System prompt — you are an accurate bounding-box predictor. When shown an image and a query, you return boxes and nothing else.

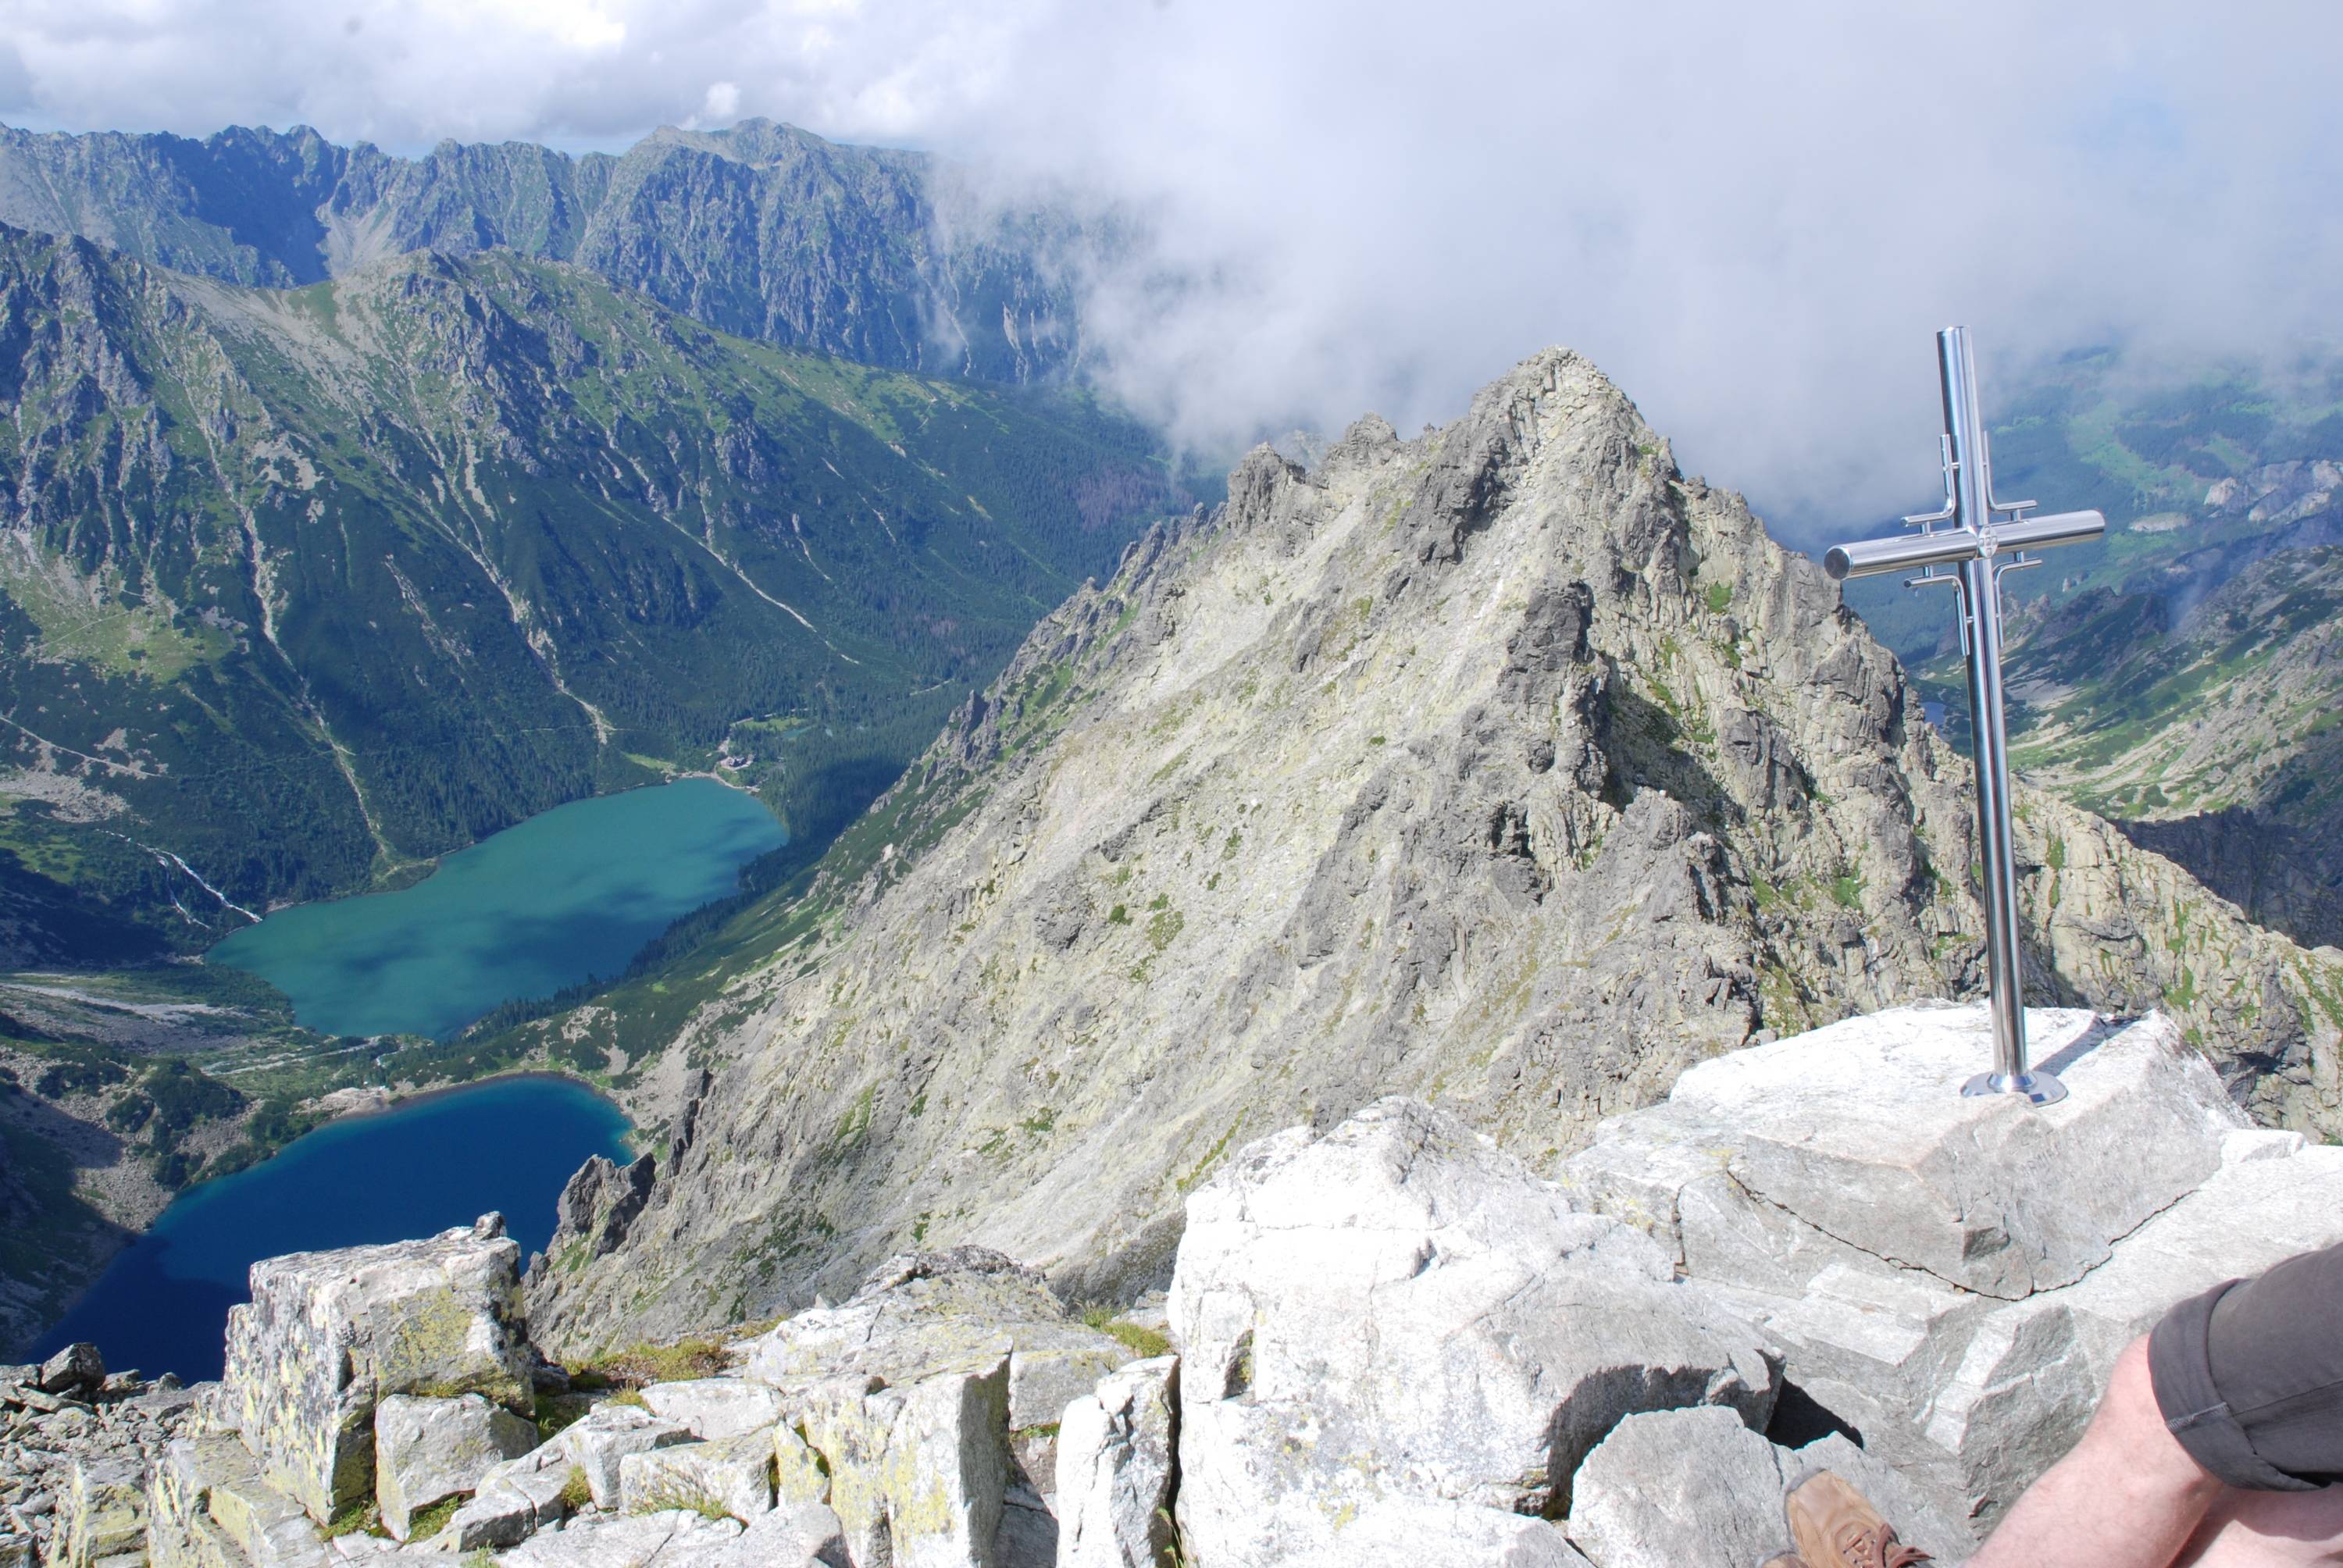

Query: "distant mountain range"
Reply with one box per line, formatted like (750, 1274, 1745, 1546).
(0, 119, 1079, 382)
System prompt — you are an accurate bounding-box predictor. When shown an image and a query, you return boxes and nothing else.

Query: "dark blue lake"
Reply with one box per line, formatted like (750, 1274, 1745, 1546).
(32, 1076, 631, 1381)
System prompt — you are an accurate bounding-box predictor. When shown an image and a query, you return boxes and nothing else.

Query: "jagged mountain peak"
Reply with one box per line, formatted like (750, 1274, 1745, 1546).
(521, 344, 2343, 1354)
(639, 117, 898, 168)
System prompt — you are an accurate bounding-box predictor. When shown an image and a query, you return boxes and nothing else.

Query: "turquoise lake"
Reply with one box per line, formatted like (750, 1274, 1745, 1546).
(30, 1076, 633, 1381)
(208, 778, 788, 1040)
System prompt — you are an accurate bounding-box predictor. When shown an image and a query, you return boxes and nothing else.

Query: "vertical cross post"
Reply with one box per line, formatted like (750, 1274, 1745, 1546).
(1824, 328, 2106, 1105)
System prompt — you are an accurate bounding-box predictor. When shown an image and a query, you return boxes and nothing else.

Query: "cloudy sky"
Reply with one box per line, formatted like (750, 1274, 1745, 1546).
(6, 0, 2341, 525)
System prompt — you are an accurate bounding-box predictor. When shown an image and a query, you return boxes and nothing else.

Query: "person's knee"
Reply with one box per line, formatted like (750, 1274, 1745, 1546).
(2084, 1335, 2224, 1500)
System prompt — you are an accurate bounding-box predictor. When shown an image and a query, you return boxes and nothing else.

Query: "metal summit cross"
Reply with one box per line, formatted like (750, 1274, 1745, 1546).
(1824, 327, 2105, 1107)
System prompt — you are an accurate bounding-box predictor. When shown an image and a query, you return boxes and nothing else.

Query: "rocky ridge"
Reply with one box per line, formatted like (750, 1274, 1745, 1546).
(0, 120, 1076, 383)
(519, 348, 2343, 1355)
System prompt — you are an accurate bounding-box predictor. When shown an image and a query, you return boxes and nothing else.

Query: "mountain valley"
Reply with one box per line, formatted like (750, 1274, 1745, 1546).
(0, 156, 1183, 1353)
(1843, 354, 2343, 954)
(0, 223, 1175, 965)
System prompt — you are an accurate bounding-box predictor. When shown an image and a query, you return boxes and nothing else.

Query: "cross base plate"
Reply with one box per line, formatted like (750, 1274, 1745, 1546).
(1961, 1069, 2070, 1106)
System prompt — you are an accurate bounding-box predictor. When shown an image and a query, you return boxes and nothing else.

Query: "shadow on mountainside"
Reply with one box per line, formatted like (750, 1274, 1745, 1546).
(2119, 806, 2343, 954)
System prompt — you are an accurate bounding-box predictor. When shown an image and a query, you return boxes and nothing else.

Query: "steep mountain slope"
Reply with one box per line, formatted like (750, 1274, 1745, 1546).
(521, 351, 2343, 1355)
(0, 223, 1175, 960)
(2006, 542, 2343, 949)
(0, 120, 1075, 381)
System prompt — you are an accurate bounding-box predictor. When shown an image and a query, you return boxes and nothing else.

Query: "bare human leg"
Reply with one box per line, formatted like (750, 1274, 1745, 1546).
(1969, 1335, 2225, 1568)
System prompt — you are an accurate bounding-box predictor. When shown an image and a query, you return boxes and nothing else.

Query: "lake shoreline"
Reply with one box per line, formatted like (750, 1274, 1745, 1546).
(7, 1066, 633, 1361)
(358, 1068, 637, 1145)
(243, 769, 772, 918)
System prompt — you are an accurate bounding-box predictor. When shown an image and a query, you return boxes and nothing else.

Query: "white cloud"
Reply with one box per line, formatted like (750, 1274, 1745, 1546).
(700, 80, 740, 123)
(7, 0, 2342, 522)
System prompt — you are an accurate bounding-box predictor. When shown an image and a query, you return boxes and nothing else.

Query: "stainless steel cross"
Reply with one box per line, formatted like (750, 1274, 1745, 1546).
(1824, 327, 2106, 1106)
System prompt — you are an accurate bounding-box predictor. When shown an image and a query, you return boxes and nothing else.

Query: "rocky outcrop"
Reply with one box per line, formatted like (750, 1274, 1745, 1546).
(218, 1213, 533, 1522)
(1054, 1357, 1175, 1568)
(1562, 1002, 2343, 1529)
(373, 1394, 534, 1539)
(524, 347, 2343, 1357)
(544, 1156, 660, 1279)
(556, 1406, 693, 1512)
(742, 1248, 1138, 1566)
(1563, 1409, 1969, 1568)
(0, 1352, 196, 1565)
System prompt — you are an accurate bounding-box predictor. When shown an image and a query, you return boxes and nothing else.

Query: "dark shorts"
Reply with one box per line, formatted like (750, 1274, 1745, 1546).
(2149, 1240, 2343, 1491)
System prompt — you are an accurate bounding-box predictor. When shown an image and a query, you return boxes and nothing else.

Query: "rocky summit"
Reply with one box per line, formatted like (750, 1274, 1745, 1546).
(512, 348, 2343, 1355)
(6, 1001, 2335, 1566)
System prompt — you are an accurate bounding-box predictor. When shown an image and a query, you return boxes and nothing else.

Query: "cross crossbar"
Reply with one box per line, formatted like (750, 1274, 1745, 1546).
(1824, 327, 2106, 1106)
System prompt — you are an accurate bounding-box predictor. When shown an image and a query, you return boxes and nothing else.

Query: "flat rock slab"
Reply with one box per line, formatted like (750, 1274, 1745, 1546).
(1566, 1006, 2244, 1299)
(499, 1507, 743, 1568)
(1286, 1498, 1593, 1567)
(645, 1502, 850, 1568)
(1169, 1098, 1775, 1567)
(742, 1246, 1130, 1406)
(618, 1433, 775, 1522)
(1919, 1136, 2343, 1520)
(219, 1214, 533, 1522)
(54, 1454, 144, 1568)
(637, 1381, 785, 1442)
(374, 1392, 535, 1539)
(1565, 1007, 2343, 1528)
(148, 1431, 331, 1568)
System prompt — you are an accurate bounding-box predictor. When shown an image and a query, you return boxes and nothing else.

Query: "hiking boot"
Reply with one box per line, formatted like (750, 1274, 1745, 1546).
(1760, 1556, 1809, 1568)
(1785, 1470, 1932, 1568)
